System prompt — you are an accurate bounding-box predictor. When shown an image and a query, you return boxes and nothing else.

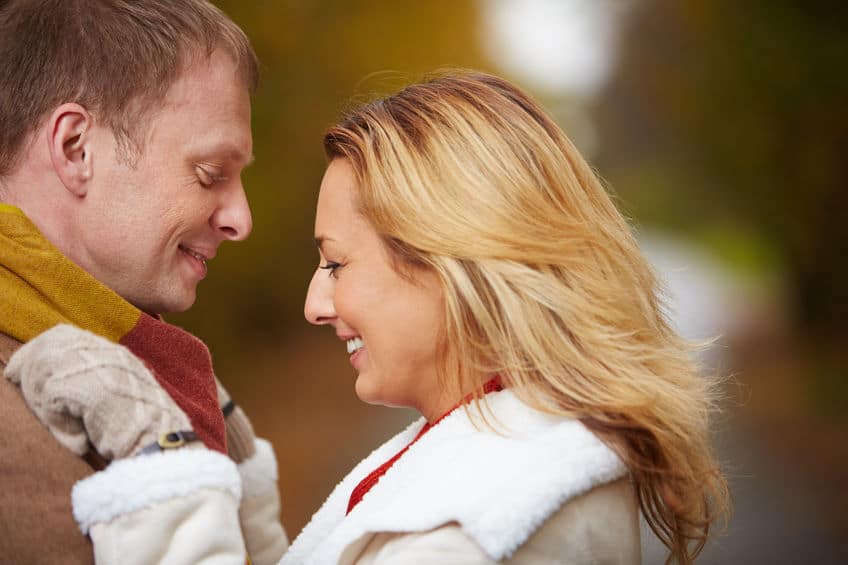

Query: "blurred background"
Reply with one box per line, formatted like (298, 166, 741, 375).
(174, 1, 846, 562)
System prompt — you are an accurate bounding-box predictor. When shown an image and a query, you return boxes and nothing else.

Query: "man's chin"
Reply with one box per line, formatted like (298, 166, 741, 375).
(132, 290, 197, 316)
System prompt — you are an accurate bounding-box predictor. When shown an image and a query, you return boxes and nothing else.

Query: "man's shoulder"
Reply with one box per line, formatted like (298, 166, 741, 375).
(0, 331, 96, 564)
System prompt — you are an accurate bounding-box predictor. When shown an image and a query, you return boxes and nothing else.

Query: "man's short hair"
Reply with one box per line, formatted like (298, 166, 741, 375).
(0, 0, 259, 175)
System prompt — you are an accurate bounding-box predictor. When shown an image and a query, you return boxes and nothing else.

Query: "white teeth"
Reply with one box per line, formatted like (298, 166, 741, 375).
(346, 337, 364, 354)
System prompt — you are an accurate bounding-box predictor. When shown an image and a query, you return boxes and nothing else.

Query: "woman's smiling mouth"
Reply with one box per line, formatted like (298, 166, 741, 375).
(346, 337, 364, 354)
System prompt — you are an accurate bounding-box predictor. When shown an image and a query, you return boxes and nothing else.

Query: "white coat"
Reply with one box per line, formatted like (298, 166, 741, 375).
(285, 389, 640, 564)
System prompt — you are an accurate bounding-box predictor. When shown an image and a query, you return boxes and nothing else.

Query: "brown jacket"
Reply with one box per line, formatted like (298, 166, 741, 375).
(0, 332, 95, 565)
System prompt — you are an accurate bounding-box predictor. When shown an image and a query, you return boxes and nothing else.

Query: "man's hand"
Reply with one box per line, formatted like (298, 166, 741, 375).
(5, 324, 192, 460)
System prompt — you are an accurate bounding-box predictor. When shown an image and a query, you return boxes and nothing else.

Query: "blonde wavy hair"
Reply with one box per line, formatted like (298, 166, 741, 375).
(324, 71, 729, 563)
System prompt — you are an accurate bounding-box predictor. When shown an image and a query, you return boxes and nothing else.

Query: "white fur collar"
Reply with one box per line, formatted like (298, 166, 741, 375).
(282, 389, 626, 564)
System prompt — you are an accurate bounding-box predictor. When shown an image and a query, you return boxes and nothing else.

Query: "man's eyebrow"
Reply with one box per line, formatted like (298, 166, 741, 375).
(196, 142, 254, 167)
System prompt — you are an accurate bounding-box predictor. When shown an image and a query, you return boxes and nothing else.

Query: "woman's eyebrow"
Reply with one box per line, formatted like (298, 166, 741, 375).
(314, 236, 336, 250)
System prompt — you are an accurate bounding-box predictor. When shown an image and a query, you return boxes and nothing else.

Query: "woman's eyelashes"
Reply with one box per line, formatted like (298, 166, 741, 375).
(319, 261, 342, 278)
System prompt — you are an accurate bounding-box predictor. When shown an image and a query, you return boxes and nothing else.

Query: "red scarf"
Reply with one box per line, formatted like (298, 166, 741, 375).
(346, 379, 503, 514)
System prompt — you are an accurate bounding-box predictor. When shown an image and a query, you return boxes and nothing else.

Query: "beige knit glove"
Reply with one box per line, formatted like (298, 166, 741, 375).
(216, 379, 257, 463)
(5, 324, 192, 460)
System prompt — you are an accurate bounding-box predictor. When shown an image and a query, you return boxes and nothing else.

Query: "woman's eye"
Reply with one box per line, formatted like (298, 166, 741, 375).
(319, 261, 342, 278)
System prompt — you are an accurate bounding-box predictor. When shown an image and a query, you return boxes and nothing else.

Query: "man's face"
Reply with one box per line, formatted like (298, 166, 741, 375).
(74, 50, 253, 314)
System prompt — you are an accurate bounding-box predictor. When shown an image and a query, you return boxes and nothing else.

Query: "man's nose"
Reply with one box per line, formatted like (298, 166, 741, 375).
(211, 178, 253, 241)
(304, 268, 336, 325)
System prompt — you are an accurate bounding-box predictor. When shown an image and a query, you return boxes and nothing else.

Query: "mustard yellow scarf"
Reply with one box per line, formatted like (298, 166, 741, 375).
(0, 203, 138, 342)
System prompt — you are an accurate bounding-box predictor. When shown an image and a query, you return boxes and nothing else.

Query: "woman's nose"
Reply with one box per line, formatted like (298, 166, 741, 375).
(304, 268, 336, 325)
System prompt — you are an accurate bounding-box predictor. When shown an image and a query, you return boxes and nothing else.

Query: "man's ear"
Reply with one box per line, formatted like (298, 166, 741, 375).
(47, 103, 94, 197)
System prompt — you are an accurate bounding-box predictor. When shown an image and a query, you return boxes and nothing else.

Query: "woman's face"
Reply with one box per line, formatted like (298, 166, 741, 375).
(304, 159, 448, 421)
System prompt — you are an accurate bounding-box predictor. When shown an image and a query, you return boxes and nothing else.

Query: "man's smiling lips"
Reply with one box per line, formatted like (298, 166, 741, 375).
(178, 244, 214, 278)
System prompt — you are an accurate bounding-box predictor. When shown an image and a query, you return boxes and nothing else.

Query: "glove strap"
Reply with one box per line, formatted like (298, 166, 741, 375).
(137, 430, 200, 456)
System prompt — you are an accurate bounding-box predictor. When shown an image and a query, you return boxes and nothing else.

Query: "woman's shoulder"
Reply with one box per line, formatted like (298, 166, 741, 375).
(506, 477, 641, 564)
(352, 478, 640, 565)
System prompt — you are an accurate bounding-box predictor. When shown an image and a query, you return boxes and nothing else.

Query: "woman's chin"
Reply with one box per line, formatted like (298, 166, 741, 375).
(354, 376, 408, 410)
(353, 374, 380, 405)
